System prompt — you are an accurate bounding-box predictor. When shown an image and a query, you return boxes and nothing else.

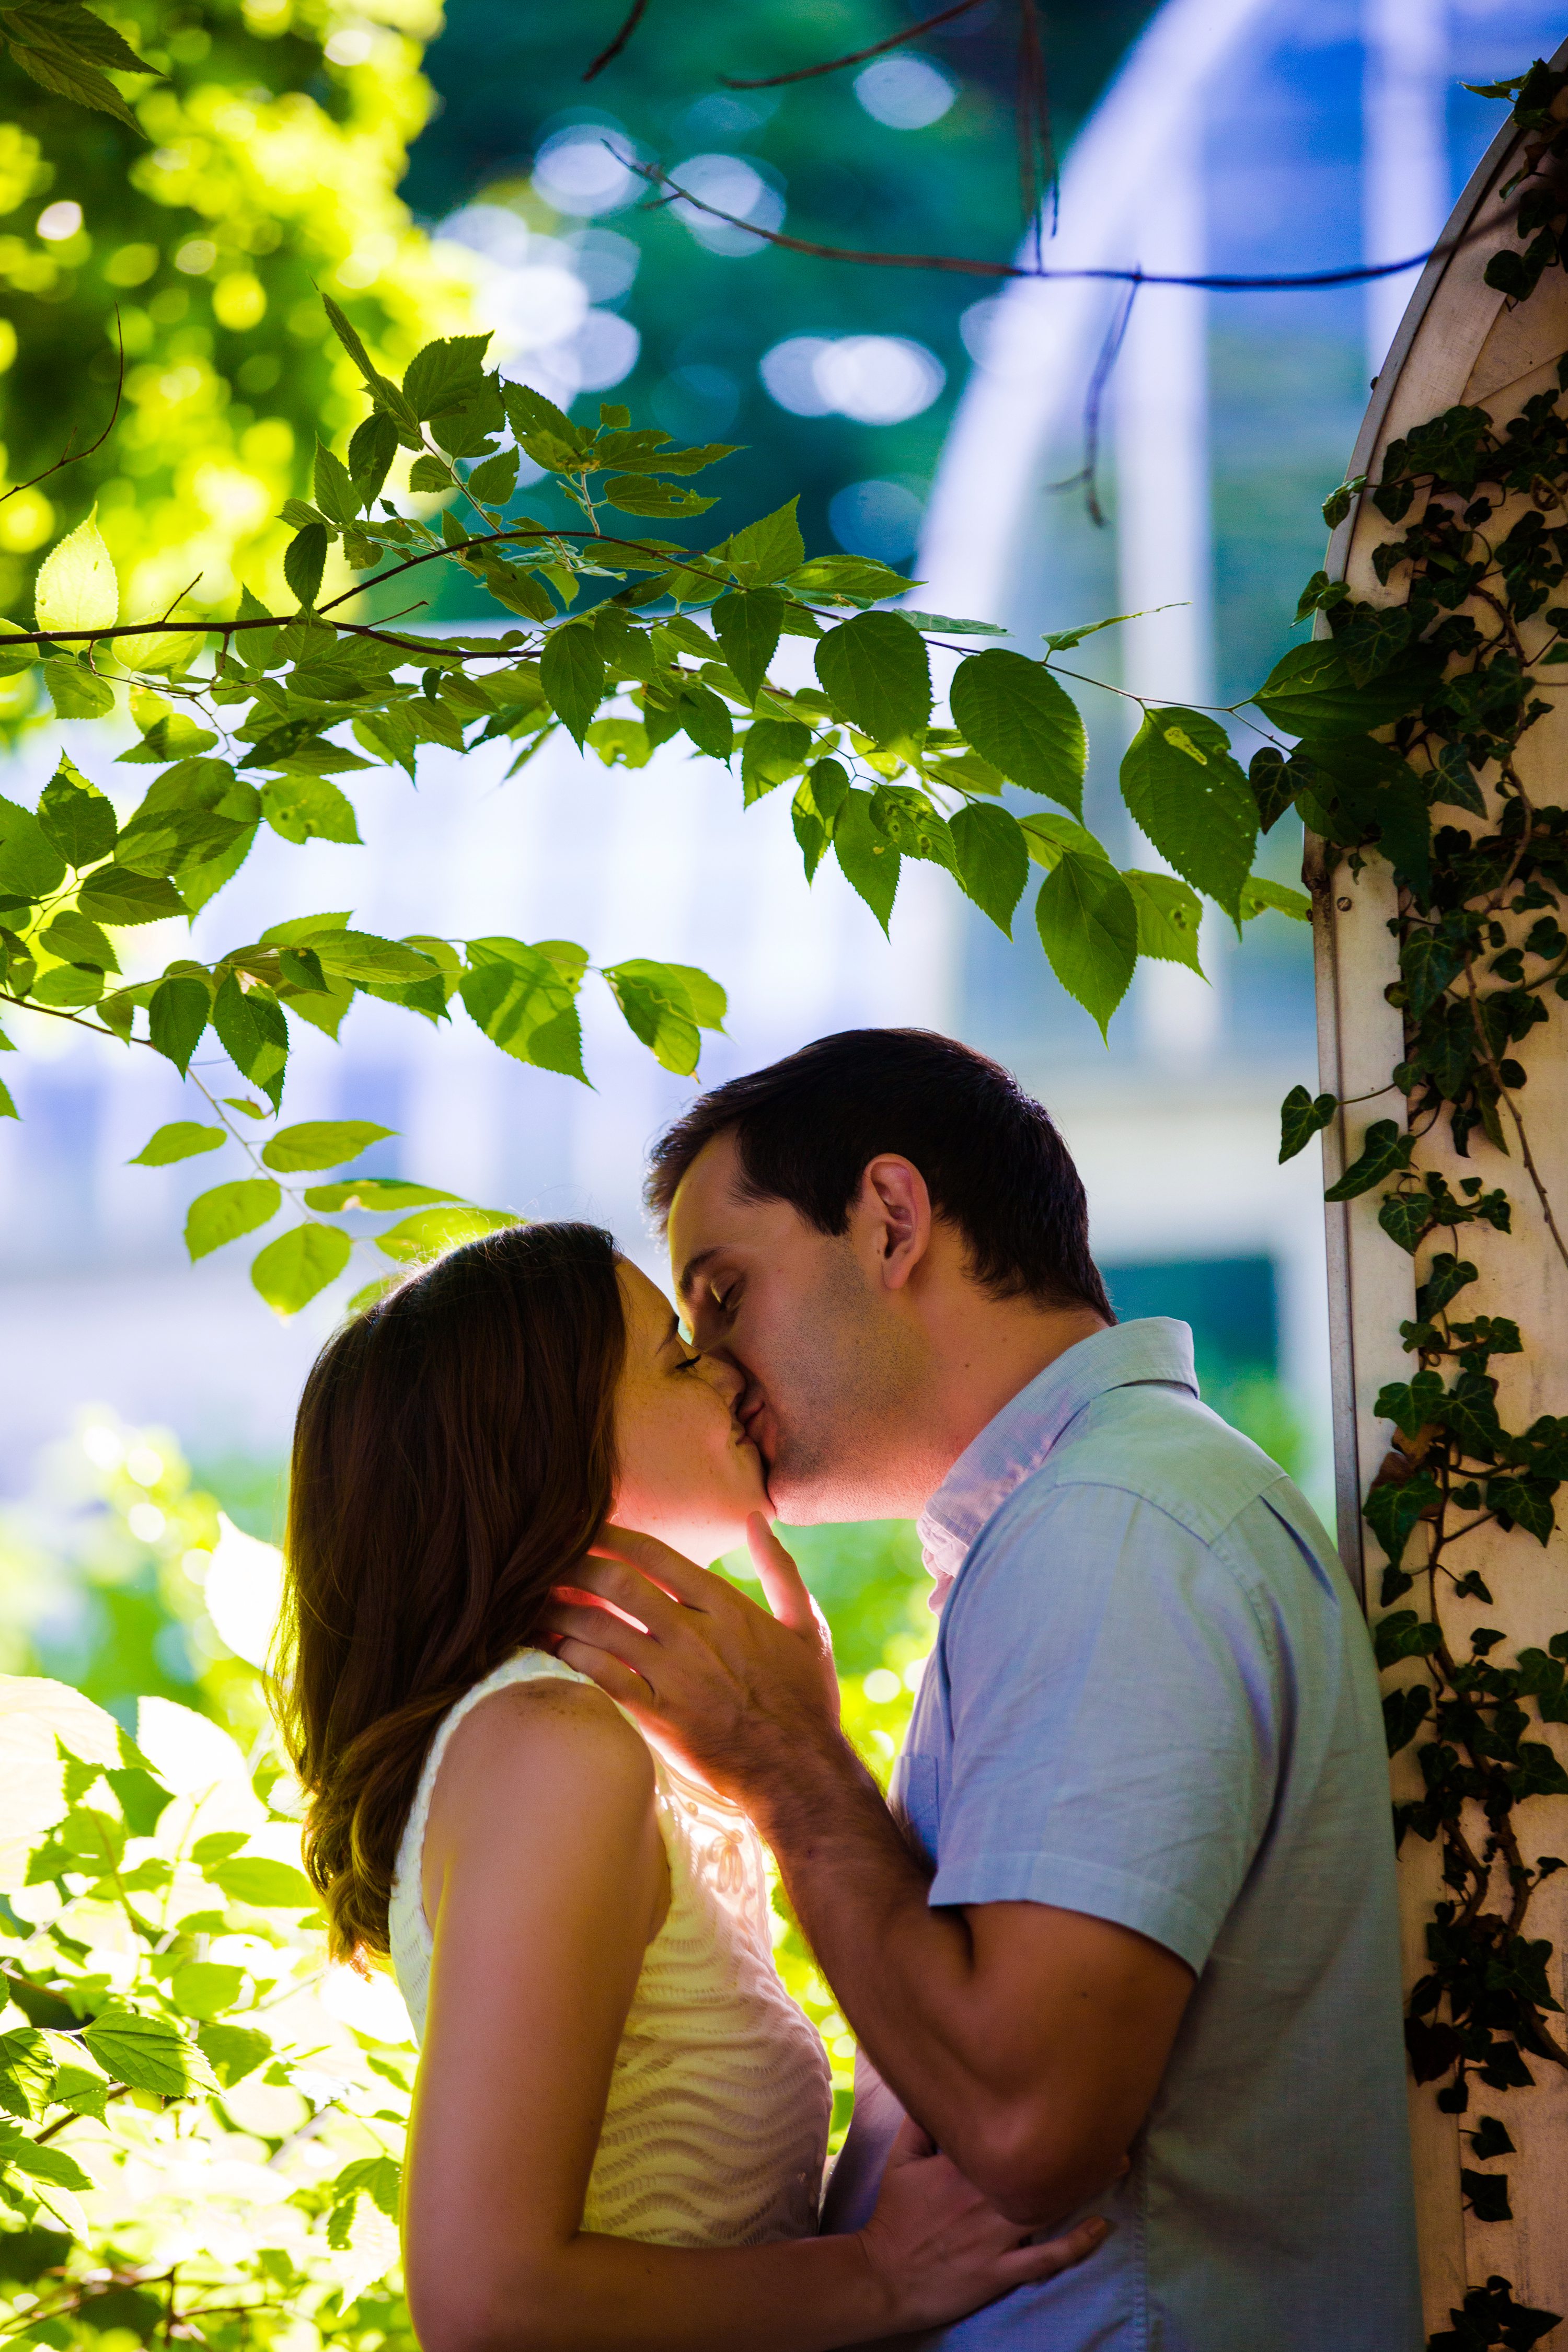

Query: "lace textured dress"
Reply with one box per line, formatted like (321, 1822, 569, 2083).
(389, 1648, 832, 2247)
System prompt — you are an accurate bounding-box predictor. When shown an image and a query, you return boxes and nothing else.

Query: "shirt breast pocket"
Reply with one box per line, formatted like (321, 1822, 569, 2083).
(891, 1751, 941, 1869)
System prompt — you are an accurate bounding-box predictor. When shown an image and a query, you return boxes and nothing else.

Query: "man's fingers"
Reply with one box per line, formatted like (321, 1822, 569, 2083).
(569, 1552, 689, 1633)
(589, 1524, 718, 1609)
(552, 1634, 656, 1711)
(543, 1600, 661, 1674)
(745, 1514, 820, 1638)
(1001, 2214, 1112, 2284)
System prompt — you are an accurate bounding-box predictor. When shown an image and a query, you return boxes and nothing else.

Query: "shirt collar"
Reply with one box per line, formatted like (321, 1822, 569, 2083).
(916, 1318, 1198, 1607)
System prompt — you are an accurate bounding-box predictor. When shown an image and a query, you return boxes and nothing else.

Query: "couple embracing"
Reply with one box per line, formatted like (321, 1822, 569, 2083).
(273, 1028, 1422, 2351)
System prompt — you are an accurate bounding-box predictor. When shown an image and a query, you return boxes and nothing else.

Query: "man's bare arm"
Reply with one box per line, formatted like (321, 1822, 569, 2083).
(547, 1523, 1193, 2227)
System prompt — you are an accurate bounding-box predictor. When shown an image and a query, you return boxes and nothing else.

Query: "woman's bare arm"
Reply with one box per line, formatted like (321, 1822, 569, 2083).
(403, 1680, 1103, 2352)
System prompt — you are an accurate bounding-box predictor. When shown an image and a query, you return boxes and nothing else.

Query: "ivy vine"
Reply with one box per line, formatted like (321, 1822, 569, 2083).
(1276, 60, 1568, 2352)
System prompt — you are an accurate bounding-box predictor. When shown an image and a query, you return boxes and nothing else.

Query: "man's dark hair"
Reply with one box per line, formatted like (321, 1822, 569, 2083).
(646, 1028, 1114, 1318)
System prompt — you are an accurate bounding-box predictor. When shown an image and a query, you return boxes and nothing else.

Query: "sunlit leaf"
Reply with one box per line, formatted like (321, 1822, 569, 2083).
(34, 510, 118, 633)
(1034, 853, 1137, 1037)
(130, 1122, 225, 1168)
(251, 1221, 353, 1315)
(185, 1179, 282, 1262)
(261, 1120, 392, 1173)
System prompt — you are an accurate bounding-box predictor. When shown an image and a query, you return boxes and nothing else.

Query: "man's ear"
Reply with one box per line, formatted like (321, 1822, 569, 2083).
(857, 1155, 932, 1292)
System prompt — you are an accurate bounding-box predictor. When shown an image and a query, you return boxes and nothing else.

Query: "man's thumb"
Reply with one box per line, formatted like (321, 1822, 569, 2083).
(746, 1514, 818, 1635)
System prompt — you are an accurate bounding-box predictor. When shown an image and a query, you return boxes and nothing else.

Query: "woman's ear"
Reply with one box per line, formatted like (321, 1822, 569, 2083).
(856, 1155, 932, 1292)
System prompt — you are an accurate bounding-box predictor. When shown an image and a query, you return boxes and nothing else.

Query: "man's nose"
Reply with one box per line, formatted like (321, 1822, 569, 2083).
(696, 1351, 745, 1409)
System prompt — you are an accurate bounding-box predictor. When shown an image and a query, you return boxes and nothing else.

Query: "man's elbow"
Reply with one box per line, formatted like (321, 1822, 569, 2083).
(959, 2103, 1125, 2232)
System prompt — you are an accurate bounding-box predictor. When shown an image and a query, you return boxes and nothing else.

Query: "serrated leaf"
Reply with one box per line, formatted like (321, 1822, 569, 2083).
(1122, 869, 1205, 972)
(75, 865, 186, 925)
(376, 1204, 521, 1264)
(467, 447, 519, 505)
(1240, 875, 1311, 924)
(726, 499, 806, 586)
(1035, 854, 1137, 1037)
(185, 1179, 282, 1261)
(785, 553, 907, 603)
(283, 524, 328, 611)
(539, 626, 605, 748)
(82, 2005, 214, 2096)
(38, 910, 117, 971)
(950, 802, 1028, 936)
(711, 589, 783, 701)
(1252, 638, 1439, 739)
(212, 974, 288, 1108)
(196, 2021, 271, 2088)
(403, 333, 492, 420)
(1120, 708, 1257, 921)
(251, 1221, 353, 1315)
(602, 476, 718, 517)
(34, 511, 118, 635)
(208, 1856, 318, 1910)
(459, 939, 586, 1080)
(261, 775, 362, 846)
(605, 959, 726, 1074)
(832, 789, 900, 934)
(8, 33, 141, 126)
(0, 792, 67, 901)
(261, 1120, 392, 1172)
(148, 975, 211, 1076)
(815, 612, 931, 745)
(949, 649, 1086, 815)
(37, 765, 116, 867)
(303, 1178, 458, 1212)
(43, 655, 114, 719)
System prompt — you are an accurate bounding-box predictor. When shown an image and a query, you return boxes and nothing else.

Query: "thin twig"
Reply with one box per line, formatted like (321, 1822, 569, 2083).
(582, 0, 649, 81)
(1046, 273, 1140, 525)
(1, 314, 125, 509)
(720, 0, 985, 90)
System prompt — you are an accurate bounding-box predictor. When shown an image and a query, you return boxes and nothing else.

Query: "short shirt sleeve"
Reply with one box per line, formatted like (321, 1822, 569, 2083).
(928, 1478, 1283, 1975)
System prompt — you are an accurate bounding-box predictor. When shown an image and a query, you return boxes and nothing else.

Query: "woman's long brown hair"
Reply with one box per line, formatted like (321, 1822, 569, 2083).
(273, 1221, 626, 1964)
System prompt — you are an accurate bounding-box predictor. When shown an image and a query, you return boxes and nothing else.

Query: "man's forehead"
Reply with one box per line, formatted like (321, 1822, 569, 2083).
(666, 1135, 784, 1292)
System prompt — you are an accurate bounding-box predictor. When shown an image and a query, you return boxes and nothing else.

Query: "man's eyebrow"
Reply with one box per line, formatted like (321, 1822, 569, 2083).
(675, 1244, 722, 1301)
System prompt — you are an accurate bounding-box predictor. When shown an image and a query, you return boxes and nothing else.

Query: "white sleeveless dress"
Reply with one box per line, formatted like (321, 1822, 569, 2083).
(389, 1648, 832, 2247)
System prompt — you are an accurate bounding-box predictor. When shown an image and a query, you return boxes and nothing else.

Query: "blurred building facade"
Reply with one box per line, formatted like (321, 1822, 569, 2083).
(0, 0, 1557, 1507)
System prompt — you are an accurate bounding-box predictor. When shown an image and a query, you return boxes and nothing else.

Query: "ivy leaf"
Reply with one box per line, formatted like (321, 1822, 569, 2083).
(1120, 709, 1258, 921)
(251, 1223, 353, 1316)
(185, 1179, 283, 1262)
(832, 789, 900, 934)
(1383, 1685, 1431, 1756)
(1279, 1085, 1337, 1163)
(260, 1120, 393, 1173)
(540, 626, 605, 748)
(34, 510, 118, 633)
(130, 1122, 225, 1167)
(950, 803, 1028, 937)
(147, 975, 211, 1076)
(1248, 745, 1316, 835)
(1122, 869, 1204, 972)
(815, 612, 931, 744)
(283, 524, 328, 610)
(728, 499, 806, 587)
(710, 589, 783, 701)
(212, 974, 289, 1109)
(1323, 1118, 1414, 1201)
(949, 649, 1086, 815)
(1034, 854, 1138, 1038)
(37, 763, 117, 867)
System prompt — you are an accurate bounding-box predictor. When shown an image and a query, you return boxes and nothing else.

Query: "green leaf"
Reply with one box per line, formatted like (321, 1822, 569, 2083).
(1119, 708, 1258, 921)
(303, 1178, 459, 1212)
(1239, 875, 1312, 924)
(82, 2005, 214, 2096)
(950, 802, 1028, 936)
(1382, 1684, 1431, 1756)
(168, 1962, 243, 2022)
(261, 1120, 393, 1173)
(7, 32, 143, 130)
(1122, 869, 1205, 972)
(602, 476, 717, 517)
(313, 440, 359, 526)
(605, 959, 727, 1075)
(43, 656, 115, 719)
(37, 765, 116, 867)
(467, 447, 520, 505)
(1323, 1119, 1414, 1201)
(251, 1222, 353, 1315)
(815, 612, 931, 744)
(678, 683, 733, 761)
(540, 626, 605, 748)
(1018, 810, 1115, 871)
(0, 2030, 53, 2123)
(348, 410, 400, 508)
(212, 974, 288, 1108)
(711, 590, 784, 701)
(1034, 854, 1138, 1037)
(900, 610, 1009, 637)
(306, 930, 438, 986)
(0, 793, 67, 901)
(37, 910, 116, 971)
(739, 717, 813, 802)
(1248, 744, 1315, 834)
(196, 2021, 271, 2088)
(283, 524, 328, 610)
(261, 776, 362, 846)
(459, 939, 587, 1080)
(791, 758, 849, 880)
(785, 554, 907, 604)
(75, 866, 186, 925)
(1252, 638, 1439, 738)
(335, 2152, 402, 2219)
(832, 789, 900, 935)
(5, 2139, 94, 2196)
(1279, 1086, 1337, 1164)
(949, 650, 1086, 815)
(403, 333, 492, 420)
(377, 1204, 521, 1264)
(185, 1178, 282, 1261)
(728, 499, 806, 586)
(208, 1855, 319, 1911)
(148, 975, 211, 1076)
(34, 510, 117, 633)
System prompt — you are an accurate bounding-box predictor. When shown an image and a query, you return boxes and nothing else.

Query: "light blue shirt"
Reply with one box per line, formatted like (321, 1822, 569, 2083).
(821, 1319, 1420, 2352)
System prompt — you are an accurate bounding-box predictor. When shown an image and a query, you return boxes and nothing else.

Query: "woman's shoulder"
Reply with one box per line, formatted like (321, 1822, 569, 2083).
(430, 1652, 654, 1834)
